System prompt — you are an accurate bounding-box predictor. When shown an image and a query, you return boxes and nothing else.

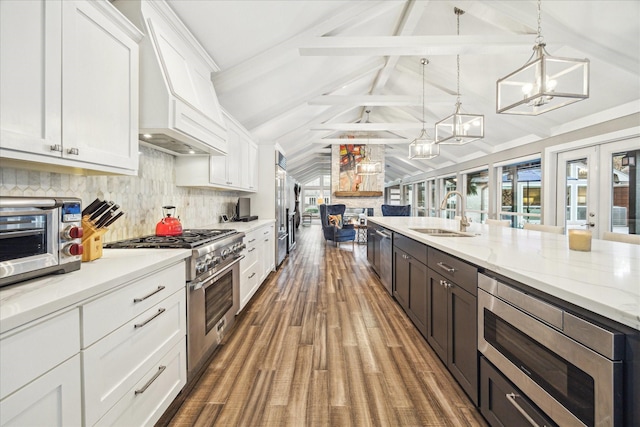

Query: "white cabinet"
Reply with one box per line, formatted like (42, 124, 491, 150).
(238, 223, 275, 312)
(0, 355, 81, 427)
(81, 261, 187, 427)
(175, 110, 259, 192)
(0, 309, 81, 427)
(0, 0, 142, 175)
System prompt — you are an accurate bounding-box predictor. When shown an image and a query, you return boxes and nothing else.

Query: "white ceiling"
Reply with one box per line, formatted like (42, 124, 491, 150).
(166, 0, 640, 184)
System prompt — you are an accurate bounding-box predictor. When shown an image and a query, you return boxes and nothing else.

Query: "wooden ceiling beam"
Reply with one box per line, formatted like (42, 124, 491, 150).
(299, 35, 535, 57)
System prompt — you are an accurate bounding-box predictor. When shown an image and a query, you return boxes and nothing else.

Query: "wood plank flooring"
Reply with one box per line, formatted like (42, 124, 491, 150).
(163, 224, 487, 426)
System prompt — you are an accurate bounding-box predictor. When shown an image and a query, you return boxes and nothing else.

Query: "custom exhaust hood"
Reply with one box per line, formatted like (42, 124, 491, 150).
(114, 0, 227, 156)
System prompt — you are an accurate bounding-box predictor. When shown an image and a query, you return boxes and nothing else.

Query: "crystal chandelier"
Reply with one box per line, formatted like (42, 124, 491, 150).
(409, 58, 439, 159)
(496, 0, 589, 115)
(435, 8, 484, 145)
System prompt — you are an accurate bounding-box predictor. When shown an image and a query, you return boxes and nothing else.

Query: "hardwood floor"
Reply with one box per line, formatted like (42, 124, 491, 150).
(164, 224, 487, 426)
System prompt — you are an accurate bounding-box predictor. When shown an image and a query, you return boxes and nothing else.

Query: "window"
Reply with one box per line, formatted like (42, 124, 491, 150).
(440, 176, 457, 219)
(302, 174, 331, 213)
(403, 184, 412, 207)
(415, 181, 426, 217)
(464, 169, 489, 224)
(611, 150, 638, 234)
(386, 185, 401, 205)
(498, 159, 541, 228)
(427, 179, 438, 217)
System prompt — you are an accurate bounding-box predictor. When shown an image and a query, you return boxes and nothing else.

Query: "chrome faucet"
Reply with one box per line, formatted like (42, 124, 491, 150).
(440, 191, 470, 232)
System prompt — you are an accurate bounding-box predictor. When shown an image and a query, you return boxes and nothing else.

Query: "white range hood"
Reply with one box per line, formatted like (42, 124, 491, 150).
(114, 0, 227, 156)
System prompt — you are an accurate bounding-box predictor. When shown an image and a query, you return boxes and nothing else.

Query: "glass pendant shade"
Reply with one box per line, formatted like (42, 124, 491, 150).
(356, 159, 382, 176)
(497, 43, 589, 115)
(409, 129, 440, 160)
(435, 102, 484, 145)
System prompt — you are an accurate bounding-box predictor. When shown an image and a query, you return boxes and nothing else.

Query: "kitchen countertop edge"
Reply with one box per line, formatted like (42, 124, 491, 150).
(368, 217, 640, 331)
(0, 249, 191, 334)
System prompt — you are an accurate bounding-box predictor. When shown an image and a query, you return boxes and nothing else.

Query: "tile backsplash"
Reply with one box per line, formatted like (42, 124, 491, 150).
(0, 147, 239, 242)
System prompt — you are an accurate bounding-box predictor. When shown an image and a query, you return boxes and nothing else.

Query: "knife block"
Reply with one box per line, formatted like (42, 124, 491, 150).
(81, 217, 108, 262)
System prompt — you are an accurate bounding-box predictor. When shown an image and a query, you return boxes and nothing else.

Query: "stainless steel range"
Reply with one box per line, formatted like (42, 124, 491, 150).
(105, 229, 245, 380)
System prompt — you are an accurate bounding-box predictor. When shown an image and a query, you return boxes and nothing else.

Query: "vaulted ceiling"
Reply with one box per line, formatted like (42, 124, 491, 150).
(166, 0, 640, 185)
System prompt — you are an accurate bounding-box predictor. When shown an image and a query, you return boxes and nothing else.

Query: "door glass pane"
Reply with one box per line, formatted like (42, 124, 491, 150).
(428, 180, 437, 217)
(416, 182, 426, 216)
(566, 158, 588, 230)
(612, 150, 639, 234)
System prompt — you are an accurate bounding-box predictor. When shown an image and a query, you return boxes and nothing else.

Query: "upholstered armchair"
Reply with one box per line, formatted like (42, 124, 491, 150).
(319, 204, 356, 247)
(381, 204, 411, 216)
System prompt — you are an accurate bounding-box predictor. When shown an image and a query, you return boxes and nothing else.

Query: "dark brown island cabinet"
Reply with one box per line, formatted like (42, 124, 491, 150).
(426, 247, 479, 405)
(392, 234, 429, 336)
(391, 235, 479, 405)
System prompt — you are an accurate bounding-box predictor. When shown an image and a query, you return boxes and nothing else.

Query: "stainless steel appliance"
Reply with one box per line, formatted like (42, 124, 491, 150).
(0, 197, 83, 287)
(104, 229, 245, 380)
(367, 223, 392, 294)
(478, 273, 625, 427)
(275, 151, 288, 266)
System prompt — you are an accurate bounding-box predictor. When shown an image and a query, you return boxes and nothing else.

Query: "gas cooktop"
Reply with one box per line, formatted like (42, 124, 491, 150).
(104, 229, 238, 249)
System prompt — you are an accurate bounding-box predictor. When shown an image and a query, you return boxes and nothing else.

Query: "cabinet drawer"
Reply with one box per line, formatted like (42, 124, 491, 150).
(393, 234, 427, 265)
(82, 289, 186, 426)
(81, 262, 185, 347)
(427, 247, 477, 295)
(244, 229, 260, 248)
(94, 338, 186, 427)
(241, 242, 259, 269)
(0, 308, 79, 400)
(480, 357, 556, 427)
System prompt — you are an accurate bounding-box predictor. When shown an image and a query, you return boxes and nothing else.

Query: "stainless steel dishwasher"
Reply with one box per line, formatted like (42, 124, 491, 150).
(367, 223, 392, 295)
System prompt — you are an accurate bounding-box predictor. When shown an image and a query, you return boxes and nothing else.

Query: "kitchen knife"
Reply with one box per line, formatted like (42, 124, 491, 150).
(82, 198, 103, 216)
(89, 201, 112, 222)
(94, 204, 119, 227)
(101, 211, 124, 228)
(95, 206, 120, 228)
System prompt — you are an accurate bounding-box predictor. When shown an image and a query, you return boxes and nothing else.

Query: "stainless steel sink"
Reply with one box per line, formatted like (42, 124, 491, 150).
(409, 228, 475, 237)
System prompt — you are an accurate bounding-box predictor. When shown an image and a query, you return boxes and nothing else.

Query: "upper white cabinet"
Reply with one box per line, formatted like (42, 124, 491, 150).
(114, 0, 227, 156)
(0, 0, 143, 175)
(175, 110, 258, 192)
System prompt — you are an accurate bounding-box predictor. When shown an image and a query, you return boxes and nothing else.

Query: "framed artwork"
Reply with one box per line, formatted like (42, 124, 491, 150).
(339, 144, 364, 191)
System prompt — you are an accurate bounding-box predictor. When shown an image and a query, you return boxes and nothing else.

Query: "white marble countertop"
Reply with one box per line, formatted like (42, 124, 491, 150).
(0, 249, 191, 334)
(367, 217, 640, 330)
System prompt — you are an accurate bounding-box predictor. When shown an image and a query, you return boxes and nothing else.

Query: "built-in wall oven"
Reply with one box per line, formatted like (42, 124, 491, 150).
(478, 273, 625, 427)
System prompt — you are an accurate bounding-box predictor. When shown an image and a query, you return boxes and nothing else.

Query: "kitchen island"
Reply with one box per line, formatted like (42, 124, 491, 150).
(369, 216, 640, 427)
(367, 216, 640, 330)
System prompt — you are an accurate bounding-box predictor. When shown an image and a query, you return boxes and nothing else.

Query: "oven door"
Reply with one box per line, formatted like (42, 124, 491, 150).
(187, 258, 241, 378)
(478, 288, 623, 427)
(0, 208, 58, 283)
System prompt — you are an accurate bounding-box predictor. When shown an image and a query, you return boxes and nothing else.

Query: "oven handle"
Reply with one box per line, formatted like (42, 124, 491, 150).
(189, 255, 244, 291)
(506, 393, 545, 427)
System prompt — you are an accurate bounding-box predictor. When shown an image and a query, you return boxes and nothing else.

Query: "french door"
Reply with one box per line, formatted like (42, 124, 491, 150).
(555, 138, 639, 237)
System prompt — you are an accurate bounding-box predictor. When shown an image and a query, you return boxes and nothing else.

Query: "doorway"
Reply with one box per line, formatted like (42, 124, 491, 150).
(552, 138, 639, 237)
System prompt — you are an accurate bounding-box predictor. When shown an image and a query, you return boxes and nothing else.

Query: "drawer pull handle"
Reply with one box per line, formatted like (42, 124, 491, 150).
(133, 285, 166, 303)
(248, 238, 256, 243)
(248, 247, 256, 253)
(439, 279, 452, 288)
(265, 239, 269, 242)
(67, 147, 79, 155)
(50, 144, 63, 152)
(134, 308, 166, 329)
(248, 272, 256, 279)
(135, 365, 166, 395)
(505, 393, 541, 427)
(437, 262, 456, 273)
(264, 231, 269, 235)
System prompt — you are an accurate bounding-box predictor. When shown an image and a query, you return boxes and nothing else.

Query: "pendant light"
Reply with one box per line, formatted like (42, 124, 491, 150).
(496, 0, 589, 115)
(409, 58, 439, 160)
(356, 111, 382, 175)
(435, 8, 484, 145)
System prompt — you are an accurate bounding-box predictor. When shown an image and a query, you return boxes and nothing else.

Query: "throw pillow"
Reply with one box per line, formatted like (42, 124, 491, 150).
(328, 214, 343, 229)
